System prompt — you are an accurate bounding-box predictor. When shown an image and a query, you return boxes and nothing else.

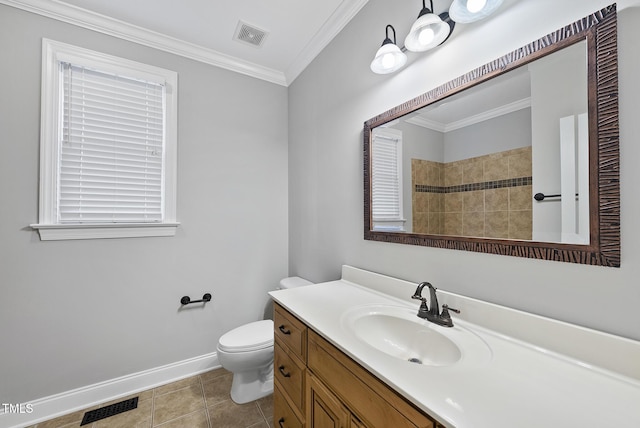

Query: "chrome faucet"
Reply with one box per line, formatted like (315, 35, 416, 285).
(411, 282, 460, 327)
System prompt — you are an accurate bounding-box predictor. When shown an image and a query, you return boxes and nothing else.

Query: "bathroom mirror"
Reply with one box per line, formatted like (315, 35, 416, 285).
(364, 5, 620, 267)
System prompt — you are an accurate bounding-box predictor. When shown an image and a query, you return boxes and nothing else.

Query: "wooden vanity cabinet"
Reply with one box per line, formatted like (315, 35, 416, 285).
(273, 303, 437, 428)
(306, 372, 351, 428)
(274, 304, 308, 427)
(350, 416, 366, 428)
(307, 329, 434, 428)
(275, 383, 304, 428)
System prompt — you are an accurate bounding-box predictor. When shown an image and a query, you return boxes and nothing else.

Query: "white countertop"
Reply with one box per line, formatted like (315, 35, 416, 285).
(269, 266, 640, 428)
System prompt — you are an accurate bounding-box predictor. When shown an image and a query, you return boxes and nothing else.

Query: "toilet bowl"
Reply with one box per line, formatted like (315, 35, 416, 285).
(217, 320, 275, 404)
(216, 276, 312, 404)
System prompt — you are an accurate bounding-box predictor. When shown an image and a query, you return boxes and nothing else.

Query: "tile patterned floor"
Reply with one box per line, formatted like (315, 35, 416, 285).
(27, 369, 274, 428)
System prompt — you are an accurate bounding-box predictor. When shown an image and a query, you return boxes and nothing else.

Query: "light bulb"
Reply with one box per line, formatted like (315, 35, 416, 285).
(381, 53, 395, 70)
(418, 27, 435, 46)
(466, 0, 487, 13)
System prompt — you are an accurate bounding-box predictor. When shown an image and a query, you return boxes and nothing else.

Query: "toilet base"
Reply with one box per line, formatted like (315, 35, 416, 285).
(229, 363, 274, 404)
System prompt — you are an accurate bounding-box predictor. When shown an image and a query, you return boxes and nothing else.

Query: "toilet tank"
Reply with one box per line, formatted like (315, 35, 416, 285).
(278, 276, 313, 290)
(264, 276, 313, 321)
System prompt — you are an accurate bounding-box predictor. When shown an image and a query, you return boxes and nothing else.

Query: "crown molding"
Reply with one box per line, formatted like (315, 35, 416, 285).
(284, 0, 369, 85)
(2, 0, 370, 86)
(405, 115, 447, 133)
(1, 0, 291, 85)
(406, 97, 532, 132)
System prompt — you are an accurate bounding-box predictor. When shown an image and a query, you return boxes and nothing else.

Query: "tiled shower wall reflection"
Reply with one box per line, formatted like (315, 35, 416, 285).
(412, 147, 532, 240)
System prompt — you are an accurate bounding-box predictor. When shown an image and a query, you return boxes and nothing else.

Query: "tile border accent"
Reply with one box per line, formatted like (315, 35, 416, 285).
(416, 176, 532, 194)
(0, 352, 219, 428)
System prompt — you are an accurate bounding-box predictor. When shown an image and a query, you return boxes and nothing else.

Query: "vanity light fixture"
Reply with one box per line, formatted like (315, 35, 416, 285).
(370, 0, 505, 74)
(404, 0, 455, 52)
(370, 25, 408, 74)
(449, 0, 504, 23)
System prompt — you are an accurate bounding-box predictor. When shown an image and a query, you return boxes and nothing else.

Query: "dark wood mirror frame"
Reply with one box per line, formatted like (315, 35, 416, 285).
(364, 5, 620, 267)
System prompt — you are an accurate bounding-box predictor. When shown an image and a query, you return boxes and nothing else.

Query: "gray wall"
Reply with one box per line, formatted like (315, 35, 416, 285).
(444, 108, 532, 162)
(289, 0, 640, 341)
(0, 5, 289, 403)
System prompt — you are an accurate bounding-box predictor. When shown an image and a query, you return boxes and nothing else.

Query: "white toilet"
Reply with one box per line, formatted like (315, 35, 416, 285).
(216, 276, 313, 404)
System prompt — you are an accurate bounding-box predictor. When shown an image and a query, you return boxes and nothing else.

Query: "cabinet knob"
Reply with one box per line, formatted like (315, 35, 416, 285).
(278, 417, 285, 427)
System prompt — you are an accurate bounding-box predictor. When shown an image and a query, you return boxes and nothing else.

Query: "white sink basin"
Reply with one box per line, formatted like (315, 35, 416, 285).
(341, 304, 491, 367)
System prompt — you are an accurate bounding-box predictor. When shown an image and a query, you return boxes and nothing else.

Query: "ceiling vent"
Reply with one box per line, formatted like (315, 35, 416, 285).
(234, 21, 268, 48)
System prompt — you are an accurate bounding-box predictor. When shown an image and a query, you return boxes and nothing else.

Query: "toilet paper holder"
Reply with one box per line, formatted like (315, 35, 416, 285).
(180, 293, 212, 305)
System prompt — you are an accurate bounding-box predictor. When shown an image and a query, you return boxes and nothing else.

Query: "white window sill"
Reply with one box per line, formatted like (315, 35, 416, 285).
(372, 218, 406, 232)
(30, 223, 180, 241)
(372, 225, 406, 232)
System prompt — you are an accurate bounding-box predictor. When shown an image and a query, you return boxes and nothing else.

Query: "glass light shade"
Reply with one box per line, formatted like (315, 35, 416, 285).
(404, 13, 451, 52)
(370, 43, 408, 74)
(449, 0, 504, 23)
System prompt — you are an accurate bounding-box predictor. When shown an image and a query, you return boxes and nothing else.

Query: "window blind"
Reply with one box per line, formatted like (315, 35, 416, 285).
(59, 63, 165, 223)
(371, 134, 401, 220)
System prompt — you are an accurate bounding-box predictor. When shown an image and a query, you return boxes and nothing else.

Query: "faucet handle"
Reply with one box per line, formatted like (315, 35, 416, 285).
(442, 304, 460, 314)
(416, 300, 429, 319)
(439, 304, 460, 327)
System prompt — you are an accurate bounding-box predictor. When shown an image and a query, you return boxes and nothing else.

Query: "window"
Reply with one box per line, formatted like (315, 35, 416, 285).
(371, 128, 405, 231)
(32, 39, 178, 240)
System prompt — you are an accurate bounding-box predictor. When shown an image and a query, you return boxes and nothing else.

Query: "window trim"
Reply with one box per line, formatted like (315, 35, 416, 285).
(31, 39, 179, 240)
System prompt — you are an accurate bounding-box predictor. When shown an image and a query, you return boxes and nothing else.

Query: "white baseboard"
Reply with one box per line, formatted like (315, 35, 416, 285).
(0, 352, 219, 428)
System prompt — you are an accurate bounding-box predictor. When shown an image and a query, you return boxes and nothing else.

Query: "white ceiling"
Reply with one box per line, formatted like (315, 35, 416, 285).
(405, 67, 532, 132)
(3, 0, 370, 86)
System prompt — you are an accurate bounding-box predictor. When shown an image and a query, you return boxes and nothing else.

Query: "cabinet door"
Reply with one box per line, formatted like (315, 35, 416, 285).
(306, 373, 350, 428)
(350, 416, 366, 428)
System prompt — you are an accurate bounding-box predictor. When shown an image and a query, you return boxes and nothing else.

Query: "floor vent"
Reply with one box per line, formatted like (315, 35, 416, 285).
(80, 397, 138, 426)
(233, 21, 268, 47)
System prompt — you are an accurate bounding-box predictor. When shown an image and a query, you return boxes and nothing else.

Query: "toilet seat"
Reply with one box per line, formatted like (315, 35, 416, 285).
(218, 320, 274, 353)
